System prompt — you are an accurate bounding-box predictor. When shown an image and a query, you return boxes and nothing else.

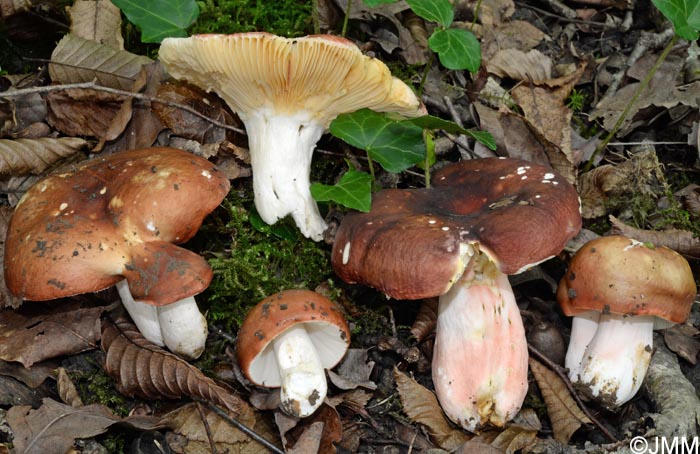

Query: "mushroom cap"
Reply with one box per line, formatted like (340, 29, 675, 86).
(557, 235, 697, 323)
(158, 32, 422, 126)
(331, 158, 582, 300)
(4, 147, 230, 305)
(236, 289, 350, 387)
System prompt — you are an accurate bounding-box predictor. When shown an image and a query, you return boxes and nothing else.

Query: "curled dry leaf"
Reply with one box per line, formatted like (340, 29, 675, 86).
(49, 34, 152, 90)
(280, 404, 342, 453)
(0, 137, 88, 176)
(0, 302, 103, 367)
(56, 367, 84, 407)
(609, 215, 700, 259)
(528, 358, 591, 443)
(101, 315, 250, 418)
(663, 324, 700, 365)
(327, 348, 376, 391)
(393, 367, 470, 451)
(68, 0, 123, 50)
(410, 298, 438, 342)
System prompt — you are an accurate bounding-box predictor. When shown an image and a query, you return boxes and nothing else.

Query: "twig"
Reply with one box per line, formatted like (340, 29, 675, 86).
(196, 399, 285, 454)
(527, 343, 617, 443)
(196, 401, 218, 454)
(514, 1, 619, 29)
(0, 81, 247, 135)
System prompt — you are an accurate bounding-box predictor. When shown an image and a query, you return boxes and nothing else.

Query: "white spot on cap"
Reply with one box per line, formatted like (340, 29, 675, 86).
(521, 176, 527, 180)
(516, 167, 526, 175)
(623, 239, 645, 251)
(535, 195, 541, 198)
(441, 226, 449, 231)
(59, 203, 68, 211)
(201, 170, 212, 179)
(552, 181, 559, 185)
(428, 219, 437, 224)
(541, 180, 551, 184)
(342, 241, 351, 265)
(499, 176, 506, 180)
(146, 221, 156, 232)
(99, 187, 107, 195)
(543, 173, 555, 180)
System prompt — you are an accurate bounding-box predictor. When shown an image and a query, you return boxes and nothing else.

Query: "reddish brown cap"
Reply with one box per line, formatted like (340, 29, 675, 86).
(332, 158, 582, 299)
(4, 147, 230, 305)
(557, 235, 697, 323)
(236, 289, 350, 387)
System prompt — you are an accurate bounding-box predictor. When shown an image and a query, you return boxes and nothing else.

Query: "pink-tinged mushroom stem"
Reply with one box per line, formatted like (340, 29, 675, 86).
(244, 111, 327, 241)
(272, 324, 328, 417)
(432, 250, 528, 432)
(571, 313, 654, 408)
(564, 310, 600, 378)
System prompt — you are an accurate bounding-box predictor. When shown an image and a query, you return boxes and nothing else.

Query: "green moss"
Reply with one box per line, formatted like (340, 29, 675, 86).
(190, 0, 312, 37)
(71, 368, 130, 417)
(204, 187, 332, 330)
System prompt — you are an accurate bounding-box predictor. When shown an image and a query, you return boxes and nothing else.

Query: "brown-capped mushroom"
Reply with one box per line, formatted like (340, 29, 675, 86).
(332, 157, 582, 431)
(236, 289, 350, 417)
(4, 147, 230, 359)
(158, 32, 422, 241)
(557, 235, 697, 408)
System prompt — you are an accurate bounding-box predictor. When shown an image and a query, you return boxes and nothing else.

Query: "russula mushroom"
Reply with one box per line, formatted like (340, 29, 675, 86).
(158, 32, 422, 241)
(4, 147, 230, 359)
(331, 158, 582, 431)
(557, 235, 697, 408)
(236, 289, 350, 417)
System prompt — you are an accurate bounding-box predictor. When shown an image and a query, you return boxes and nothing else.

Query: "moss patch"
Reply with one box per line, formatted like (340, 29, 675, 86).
(190, 0, 312, 37)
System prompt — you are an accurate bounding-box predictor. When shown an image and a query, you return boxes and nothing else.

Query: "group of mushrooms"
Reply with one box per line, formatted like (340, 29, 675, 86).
(3, 32, 697, 432)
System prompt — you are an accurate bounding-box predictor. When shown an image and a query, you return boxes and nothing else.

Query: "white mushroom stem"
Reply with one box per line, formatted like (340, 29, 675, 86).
(272, 324, 327, 417)
(244, 110, 327, 241)
(564, 310, 601, 379)
(572, 313, 654, 408)
(432, 256, 529, 432)
(116, 280, 208, 360)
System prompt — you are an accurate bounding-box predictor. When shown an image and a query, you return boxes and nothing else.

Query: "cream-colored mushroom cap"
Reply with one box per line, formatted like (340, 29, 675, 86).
(158, 32, 421, 124)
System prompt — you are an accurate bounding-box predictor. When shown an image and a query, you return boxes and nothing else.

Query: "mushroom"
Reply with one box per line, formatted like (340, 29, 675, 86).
(4, 147, 230, 359)
(236, 289, 350, 417)
(331, 158, 582, 431)
(158, 32, 422, 241)
(557, 235, 697, 408)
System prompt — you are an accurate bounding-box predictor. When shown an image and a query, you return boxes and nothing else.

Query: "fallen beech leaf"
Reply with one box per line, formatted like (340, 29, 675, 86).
(0, 302, 103, 367)
(68, 0, 123, 49)
(482, 409, 540, 453)
(609, 215, 700, 259)
(663, 324, 700, 365)
(101, 315, 250, 418)
(486, 49, 552, 82)
(49, 34, 152, 90)
(529, 358, 591, 443)
(0, 137, 88, 176)
(281, 404, 342, 453)
(455, 436, 506, 453)
(287, 421, 324, 454)
(6, 397, 162, 454)
(410, 298, 438, 342)
(56, 367, 83, 407)
(327, 348, 376, 390)
(0, 359, 55, 388)
(0, 205, 22, 309)
(394, 367, 470, 450)
(161, 402, 271, 452)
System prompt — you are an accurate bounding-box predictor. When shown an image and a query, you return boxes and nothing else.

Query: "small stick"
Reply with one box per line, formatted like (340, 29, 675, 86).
(195, 401, 218, 454)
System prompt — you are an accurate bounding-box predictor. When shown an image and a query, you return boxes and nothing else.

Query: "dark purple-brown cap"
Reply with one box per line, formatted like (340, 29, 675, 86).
(331, 158, 582, 299)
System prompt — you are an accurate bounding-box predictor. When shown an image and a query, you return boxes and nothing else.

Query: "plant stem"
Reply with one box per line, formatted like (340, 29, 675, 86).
(311, 0, 320, 34)
(366, 153, 377, 191)
(470, 0, 483, 30)
(342, 0, 352, 37)
(583, 33, 678, 173)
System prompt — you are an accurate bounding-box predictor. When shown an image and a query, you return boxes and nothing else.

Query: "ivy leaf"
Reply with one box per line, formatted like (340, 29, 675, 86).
(311, 169, 372, 212)
(407, 115, 497, 150)
(249, 208, 298, 241)
(330, 109, 426, 173)
(652, 0, 700, 40)
(406, 0, 454, 27)
(362, 0, 399, 6)
(112, 0, 199, 43)
(428, 28, 481, 72)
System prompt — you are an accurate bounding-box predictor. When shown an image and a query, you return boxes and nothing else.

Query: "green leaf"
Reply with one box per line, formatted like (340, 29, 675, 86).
(311, 169, 373, 212)
(652, 0, 700, 40)
(428, 28, 481, 72)
(249, 208, 298, 241)
(406, 0, 454, 27)
(112, 0, 199, 43)
(407, 115, 497, 150)
(362, 0, 399, 6)
(330, 109, 426, 173)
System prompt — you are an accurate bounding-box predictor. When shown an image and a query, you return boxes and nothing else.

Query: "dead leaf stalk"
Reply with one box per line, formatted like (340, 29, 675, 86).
(195, 401, 218, 454)
(527, 343, 617, 442)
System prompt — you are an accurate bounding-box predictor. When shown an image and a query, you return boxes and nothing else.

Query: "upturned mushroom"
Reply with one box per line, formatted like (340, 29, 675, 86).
(158, 32, 422, 241)
(4, 147, 230, 359)
(332, 158, 581, 431)
(557, 235, 697, 408)
(236, 289, 350, 417)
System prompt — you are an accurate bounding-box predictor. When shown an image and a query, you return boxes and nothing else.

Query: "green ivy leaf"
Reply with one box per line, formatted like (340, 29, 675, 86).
(652, 0, 700, 40)
(407, 115, 496, 150)
(311, 169, 373, 212)
(428, 28, 481, 72)
(406, 0, 454, 27)
(330, 109, 426, 173)
(362, 0, 399, 6)
(249, 208, 298, 241)
(112, 0, 199, 43)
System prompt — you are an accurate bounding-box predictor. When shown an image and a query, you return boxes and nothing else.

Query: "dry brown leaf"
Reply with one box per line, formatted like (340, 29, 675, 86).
(455, 436, 506, 453)
(56, 367, 83, 407)
(486, 49, 552, 82)
(529, 358, 591, 443)
(0, 0, 30, 19)
(411, 298, 438, 342)
(481, 408, 540, 453)
(663, 324, 700, 365)
(0, 205, 22, 309)
(477, 20, 547, 63)
(0, 360, 55, 388)
(101, 315, 250, 418)
(0, 86, 47, 138)
(161, 402, 273, 453)
(49, 34, 152, 90)
(393, 367, 470, 450)
(609, 215, 700, 259)
(327, 348, 376, 391)
(286, 421, 324, 454)
(279, 404, 342, 453)
(68, 0, 124, 50)
(45, 88, 129, 140)
(0, 137, 88, 176)
(0, 302, 103, 367)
